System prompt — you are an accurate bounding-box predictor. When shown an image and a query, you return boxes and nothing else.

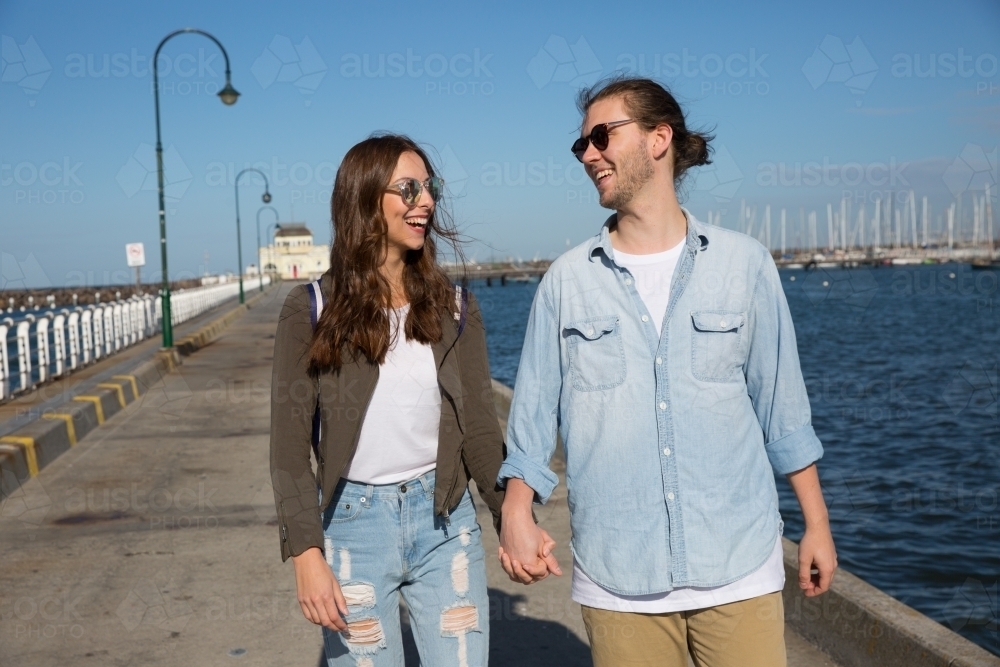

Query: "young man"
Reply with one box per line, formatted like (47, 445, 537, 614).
(496, 77, 837, 667)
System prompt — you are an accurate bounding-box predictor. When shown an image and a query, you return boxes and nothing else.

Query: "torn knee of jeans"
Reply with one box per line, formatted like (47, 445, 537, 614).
(341, 582, 376, 611)
(459, 526, 471, 546)
(355, 658, 374, 667)
(440, 604, 479, 636)
(344, 616, 385, 654)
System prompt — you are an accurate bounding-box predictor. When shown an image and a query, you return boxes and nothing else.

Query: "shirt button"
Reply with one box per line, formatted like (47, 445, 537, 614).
(655, 357, 662, 364)
(625, 278, 632, 285)
(659, 402, 666, 410)
(587, 328, 594, 336)
(720, 320, 727, 327)
(663, 448, 671, 456)
(667, 492, 675, 500)
(641, 315, 649, 322)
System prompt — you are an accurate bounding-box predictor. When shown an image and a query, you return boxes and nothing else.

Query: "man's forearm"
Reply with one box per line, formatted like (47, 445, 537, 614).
(786, 463, 829, 528)
(502, 478, 536, 518)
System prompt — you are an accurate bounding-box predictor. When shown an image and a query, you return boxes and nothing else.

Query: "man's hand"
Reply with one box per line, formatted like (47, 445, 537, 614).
(498, 479, 562, 584)
(798, 522, 837, 596)
(291, 547, 349, 631)
(787, 464, 838, 597)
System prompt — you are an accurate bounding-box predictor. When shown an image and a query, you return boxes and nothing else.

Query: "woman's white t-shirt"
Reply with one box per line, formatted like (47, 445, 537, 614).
(570, 242, 786, 612)
(343, 305, 441, 485)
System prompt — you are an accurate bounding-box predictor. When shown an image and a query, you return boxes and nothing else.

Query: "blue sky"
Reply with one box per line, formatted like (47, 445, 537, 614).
(2, 0, 998, 287)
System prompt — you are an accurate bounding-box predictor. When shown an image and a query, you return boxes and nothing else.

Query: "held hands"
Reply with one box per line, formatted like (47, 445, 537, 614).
(498, 479, 562, 584)
(798, 521, 838, 597)
(291, 547, 349, 631)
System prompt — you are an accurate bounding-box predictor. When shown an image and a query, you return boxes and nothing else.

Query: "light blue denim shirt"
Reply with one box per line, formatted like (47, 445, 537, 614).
(498, 210, 823, 595)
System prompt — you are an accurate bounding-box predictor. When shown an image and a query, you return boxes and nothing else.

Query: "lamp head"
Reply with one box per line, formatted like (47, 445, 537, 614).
(218, 82, 240, 105)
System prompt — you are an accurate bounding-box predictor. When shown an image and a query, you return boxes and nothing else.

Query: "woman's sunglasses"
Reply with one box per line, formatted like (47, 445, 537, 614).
(385, 176, 445, 206)
(571, 119, 635, 162)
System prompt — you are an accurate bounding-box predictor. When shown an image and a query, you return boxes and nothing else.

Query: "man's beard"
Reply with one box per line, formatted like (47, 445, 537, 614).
(600, 141, 655, 210)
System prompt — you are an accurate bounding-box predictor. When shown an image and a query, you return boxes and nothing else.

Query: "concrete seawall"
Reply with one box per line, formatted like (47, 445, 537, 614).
(490, 379, 1000, 667)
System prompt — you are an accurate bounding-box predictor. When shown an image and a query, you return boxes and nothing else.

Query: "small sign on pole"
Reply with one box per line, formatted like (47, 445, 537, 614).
(126, 243, 146, 267)
(126, 243, 146, 294)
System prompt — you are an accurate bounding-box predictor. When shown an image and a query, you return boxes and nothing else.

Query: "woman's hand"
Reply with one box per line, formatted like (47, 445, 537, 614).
(498, 479, 562, 584)
(291, 547, 349, 631)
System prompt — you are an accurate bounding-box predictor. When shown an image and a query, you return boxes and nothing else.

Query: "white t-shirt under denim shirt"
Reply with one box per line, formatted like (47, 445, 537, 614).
(343, 305, 441, 485)
(570, 240, 785, 613)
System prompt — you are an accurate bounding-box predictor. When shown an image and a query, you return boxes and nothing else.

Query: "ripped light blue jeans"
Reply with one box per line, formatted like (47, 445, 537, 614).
(321, 470, 489, 667)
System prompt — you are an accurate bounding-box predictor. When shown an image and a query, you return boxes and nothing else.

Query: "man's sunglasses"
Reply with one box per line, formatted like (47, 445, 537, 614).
(571, 119, 636, 162)
(385, 176, 445, 206)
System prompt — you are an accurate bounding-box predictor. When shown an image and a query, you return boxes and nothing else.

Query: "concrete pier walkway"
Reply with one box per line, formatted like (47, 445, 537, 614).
(0, 282, 843, 666)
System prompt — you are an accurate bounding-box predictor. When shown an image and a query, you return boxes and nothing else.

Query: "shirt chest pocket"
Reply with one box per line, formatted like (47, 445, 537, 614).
(563, 316, 627, 391)
(690, 311, 746, 383)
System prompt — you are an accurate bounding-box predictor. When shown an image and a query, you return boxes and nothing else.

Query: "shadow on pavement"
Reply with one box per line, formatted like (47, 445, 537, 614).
(317, 587, 593, 666)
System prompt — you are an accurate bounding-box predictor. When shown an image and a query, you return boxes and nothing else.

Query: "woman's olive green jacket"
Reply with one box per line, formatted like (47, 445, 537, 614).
(269, 275, 506, 561)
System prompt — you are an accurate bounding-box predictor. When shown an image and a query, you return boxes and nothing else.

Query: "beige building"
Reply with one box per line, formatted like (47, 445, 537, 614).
(259, 223, 330, 281)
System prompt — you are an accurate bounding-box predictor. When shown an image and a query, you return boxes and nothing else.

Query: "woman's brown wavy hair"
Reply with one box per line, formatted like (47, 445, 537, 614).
(309, 134, 463, 372)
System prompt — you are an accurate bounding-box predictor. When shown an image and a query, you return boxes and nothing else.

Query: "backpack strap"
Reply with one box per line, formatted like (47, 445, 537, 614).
(306, 279, 323, 452)
(454, 285, 469, 337)
(306, 279, 324, 329)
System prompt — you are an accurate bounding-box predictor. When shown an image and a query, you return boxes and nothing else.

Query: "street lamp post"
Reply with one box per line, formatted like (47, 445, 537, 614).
(256, 205, 279, 292)
(234, 168, 271, 304)
(153, 28, 239, 348)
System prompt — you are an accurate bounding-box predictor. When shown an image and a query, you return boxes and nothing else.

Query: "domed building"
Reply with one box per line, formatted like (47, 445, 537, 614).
(259, 223, 330, 281)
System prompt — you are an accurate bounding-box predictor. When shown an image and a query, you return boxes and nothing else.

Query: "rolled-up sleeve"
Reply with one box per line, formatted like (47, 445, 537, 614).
(744, 252, 824, 475)
(497, 278, 561, 503)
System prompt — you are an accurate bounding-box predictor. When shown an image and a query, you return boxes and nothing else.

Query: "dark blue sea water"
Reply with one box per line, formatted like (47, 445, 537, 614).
(475, 263, 1000, 656)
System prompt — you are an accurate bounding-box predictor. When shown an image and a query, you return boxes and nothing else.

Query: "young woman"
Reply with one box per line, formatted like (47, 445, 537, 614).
(270, 134, 506, 666)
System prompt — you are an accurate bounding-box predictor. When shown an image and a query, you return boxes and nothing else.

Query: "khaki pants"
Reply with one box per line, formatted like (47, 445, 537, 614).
(581, 592, 786, 667)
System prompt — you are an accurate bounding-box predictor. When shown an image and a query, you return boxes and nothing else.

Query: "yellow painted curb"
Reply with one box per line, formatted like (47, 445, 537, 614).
(42, 413, 77, 446)
(97, 382, 126, 409)
(73, 395, 105, 424)
(0, 436, 39, 476)
(112, 375, 140, 401)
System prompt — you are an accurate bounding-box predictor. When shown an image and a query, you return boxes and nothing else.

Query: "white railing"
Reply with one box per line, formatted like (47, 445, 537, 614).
(0, 276, 270, 402)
